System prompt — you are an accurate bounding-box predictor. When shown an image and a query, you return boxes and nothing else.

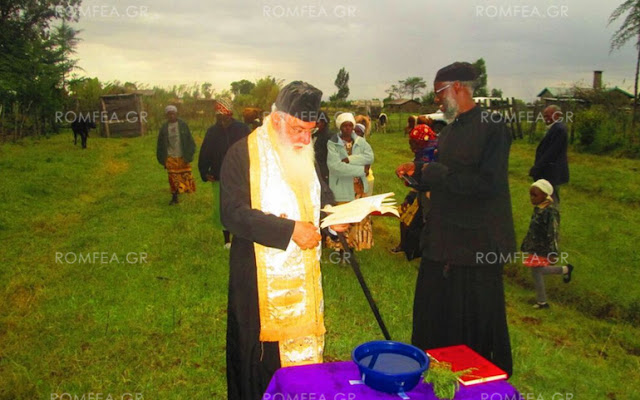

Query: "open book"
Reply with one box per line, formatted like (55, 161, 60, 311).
(426, 345, 508, 386)
(320, 192, 399, 228)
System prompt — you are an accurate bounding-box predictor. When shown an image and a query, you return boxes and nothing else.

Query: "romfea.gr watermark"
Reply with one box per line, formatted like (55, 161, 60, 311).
(51, 393, 143, 400)
(55, 252, 148, 264)
(55, 5, 149, 18)
(476, 252, 569, 265)
(262, 392, 356, 400)
(475, 5, 568, 18)
(481, 111, 574, 124)
(56, 111, 148, 124)
(480, 392, 574, 400)
(321, 250, 352, 265)
(263, 4, 356, 18)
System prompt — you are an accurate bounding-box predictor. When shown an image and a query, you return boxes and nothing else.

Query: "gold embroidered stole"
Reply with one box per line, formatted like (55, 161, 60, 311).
(248, 118, 325, 365)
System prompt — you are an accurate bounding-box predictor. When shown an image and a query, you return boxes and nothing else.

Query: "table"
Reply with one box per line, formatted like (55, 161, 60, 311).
(264, 361, 520, 400)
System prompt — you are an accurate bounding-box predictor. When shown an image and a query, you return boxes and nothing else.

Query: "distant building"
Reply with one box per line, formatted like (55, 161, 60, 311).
(99, 93, 146, 137)
(352, 99, 384, 117)
(384, 98, 421, 113)
(352, 99, 384, 108)
(537, 71, 633, 106)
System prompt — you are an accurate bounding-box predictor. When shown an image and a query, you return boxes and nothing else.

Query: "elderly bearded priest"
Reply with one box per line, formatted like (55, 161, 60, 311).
(220, 81, 348, 400)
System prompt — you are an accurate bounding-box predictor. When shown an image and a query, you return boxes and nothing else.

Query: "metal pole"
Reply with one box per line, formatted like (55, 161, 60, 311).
(339, 233, 392, 340)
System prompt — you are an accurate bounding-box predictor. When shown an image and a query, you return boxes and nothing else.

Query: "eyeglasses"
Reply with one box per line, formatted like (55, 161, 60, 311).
(284, 116, 315, 135)
(435, 84, 451, 94)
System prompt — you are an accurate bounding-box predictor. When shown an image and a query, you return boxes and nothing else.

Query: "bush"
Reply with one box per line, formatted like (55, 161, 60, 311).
(575, 106, 607, 147)
(573, 106, 636, 156)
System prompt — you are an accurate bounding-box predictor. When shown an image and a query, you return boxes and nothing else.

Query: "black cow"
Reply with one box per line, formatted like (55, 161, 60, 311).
(71, 118, 96, 149)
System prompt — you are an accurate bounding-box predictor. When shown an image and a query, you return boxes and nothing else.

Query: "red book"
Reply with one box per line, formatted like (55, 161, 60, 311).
(426, 345, 508, 386)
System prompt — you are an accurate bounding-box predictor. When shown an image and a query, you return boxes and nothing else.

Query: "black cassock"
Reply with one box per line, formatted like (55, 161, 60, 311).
(220, 137, 335, 400)
(412, 106, 516, 376)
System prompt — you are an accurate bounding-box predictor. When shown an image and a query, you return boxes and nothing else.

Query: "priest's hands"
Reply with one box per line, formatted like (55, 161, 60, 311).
(292, 221, 322, 250)
(395, 162, 415, 178)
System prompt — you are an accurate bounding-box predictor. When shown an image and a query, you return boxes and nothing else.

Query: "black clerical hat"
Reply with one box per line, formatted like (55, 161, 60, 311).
(275, 81, 323, 122)
(434, 62, 478, 82)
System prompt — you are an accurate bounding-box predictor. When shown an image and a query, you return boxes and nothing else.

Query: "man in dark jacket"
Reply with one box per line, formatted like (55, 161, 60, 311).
(156, 105, 196, 204)
(198, 98, 251, 247)
(396, 62, 516, 376)
(312, 110, 331, 184)
(529, 105, 569, 203)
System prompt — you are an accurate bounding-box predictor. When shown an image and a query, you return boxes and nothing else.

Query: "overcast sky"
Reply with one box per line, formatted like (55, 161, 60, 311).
(71, 0, 636, 102)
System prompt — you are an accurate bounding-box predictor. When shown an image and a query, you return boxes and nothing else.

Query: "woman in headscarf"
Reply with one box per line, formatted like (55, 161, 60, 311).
(156, 105, 196, 205)
(326, 112, 375, 251)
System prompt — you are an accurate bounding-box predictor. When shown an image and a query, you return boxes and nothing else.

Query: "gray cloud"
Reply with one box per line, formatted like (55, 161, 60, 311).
(72, 0, 637, 101)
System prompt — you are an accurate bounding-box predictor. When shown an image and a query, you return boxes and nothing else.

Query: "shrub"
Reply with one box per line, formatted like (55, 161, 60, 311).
(575, 106, 607, 147)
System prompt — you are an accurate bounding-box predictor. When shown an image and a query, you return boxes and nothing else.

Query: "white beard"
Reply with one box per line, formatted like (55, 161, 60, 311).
(443, 96, 459, 123)
(275, 126, 316, 187)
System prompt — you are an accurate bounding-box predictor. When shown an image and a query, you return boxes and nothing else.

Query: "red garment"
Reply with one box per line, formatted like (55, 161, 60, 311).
(409, 124, 437, 142)
(523, 254, 551, 267)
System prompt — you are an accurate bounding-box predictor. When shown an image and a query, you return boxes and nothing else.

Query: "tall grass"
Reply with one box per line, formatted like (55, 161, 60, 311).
(1, 118, 639, 399)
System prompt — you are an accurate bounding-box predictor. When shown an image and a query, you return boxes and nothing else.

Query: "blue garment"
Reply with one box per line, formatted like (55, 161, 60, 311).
(326, 133, 374, 202)
(414, 143, 438, 164)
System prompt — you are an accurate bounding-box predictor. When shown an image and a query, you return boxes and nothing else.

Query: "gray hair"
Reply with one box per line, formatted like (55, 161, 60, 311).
(545, 104, 562, 113)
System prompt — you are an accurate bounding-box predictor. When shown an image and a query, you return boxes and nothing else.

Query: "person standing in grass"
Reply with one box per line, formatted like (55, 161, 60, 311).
(326, 113, 374, 251)
(312, 110, 332, 185)
(396, 61, 515, 376)
(198, 98, 251, 249)
(220, 81, 348, 400)
(529, 105, 569, 204)
(521, 179, 574, 309)
(156, 105, 196, 205)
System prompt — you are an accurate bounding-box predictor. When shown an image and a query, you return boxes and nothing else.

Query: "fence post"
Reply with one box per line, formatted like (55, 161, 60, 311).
(528, 103, 540, 143)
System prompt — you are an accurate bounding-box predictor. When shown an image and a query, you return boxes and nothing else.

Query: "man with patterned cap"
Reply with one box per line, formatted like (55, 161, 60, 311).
(199, 98, 251, 248)
(220, 81, 348, 399)
(396, 61, 516, 376)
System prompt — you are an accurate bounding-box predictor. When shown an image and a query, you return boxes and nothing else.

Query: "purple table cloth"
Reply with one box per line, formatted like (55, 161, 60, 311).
(263, 361, 520, 400)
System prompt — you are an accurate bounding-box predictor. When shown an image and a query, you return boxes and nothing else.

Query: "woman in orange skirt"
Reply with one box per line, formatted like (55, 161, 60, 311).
(156, 105, 196, 204)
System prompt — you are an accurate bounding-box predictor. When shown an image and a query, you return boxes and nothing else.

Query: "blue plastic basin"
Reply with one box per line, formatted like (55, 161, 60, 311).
(352, 341, 429, 394)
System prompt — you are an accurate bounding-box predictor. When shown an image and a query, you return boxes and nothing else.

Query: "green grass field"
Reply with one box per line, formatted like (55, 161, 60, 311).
(1, 119, 640, 400)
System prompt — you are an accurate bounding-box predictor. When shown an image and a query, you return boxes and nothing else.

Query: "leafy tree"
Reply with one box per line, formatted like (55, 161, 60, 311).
(400, 77, 427, 100)
(421, 91, 436, 105)
(201, 82, 213, 99)
(609, 0, 640, 128)
(331, 67, 350, 101)
(491, 88, 503, 98)
(233, 76, 282, 111)
(230, 79, 256, 97)
(0, 0, 83, 137)
(124, 82, 138, 92)
(384, 84, 405, 100)
(68, 76, 102, 112)
(472, 58, 488, 97)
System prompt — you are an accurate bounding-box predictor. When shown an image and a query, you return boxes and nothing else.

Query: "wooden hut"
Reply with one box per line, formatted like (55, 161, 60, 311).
(99, 93, 146, 137)
(385, 99, 422, 113)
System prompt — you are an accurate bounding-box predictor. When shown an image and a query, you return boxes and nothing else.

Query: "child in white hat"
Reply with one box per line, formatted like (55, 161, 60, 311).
(521, 179, 574, 309)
